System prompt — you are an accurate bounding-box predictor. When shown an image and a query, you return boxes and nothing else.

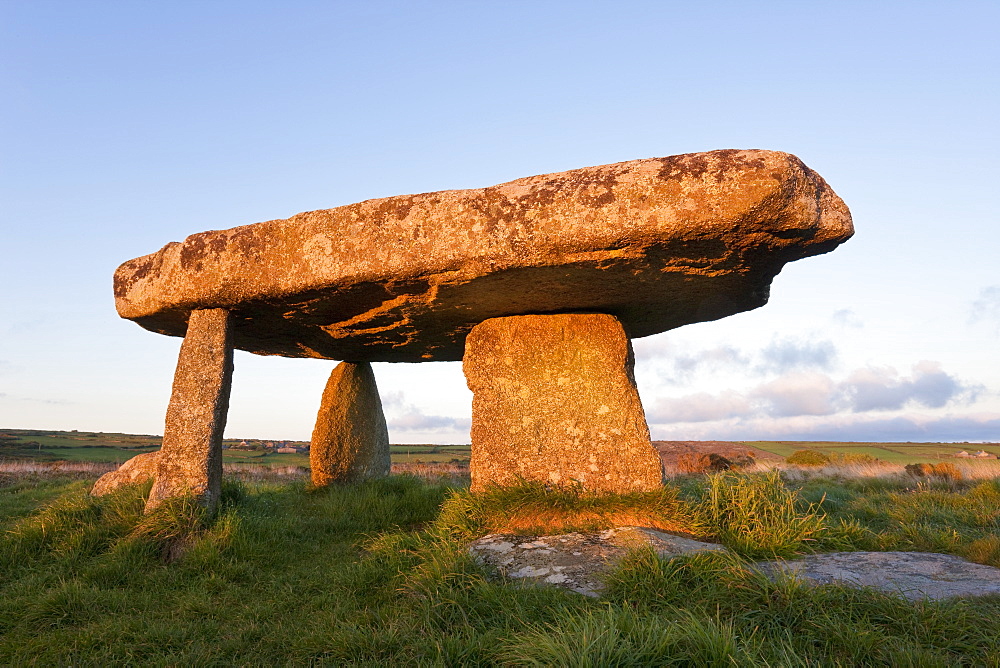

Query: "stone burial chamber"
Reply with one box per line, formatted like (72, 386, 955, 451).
(92, 149, 853, 510)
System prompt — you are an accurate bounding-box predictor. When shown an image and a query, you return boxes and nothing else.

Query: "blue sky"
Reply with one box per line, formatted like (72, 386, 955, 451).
(2, 1, 998, 443)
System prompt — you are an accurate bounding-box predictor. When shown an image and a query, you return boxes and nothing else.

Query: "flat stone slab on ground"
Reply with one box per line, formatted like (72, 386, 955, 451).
(469, 527, 726, 597)
(472, 531, 1000, 602)
(756, 551, 1000, 601)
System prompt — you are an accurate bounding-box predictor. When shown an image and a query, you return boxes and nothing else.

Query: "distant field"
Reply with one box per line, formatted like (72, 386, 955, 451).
(0, 429, 470, 467)
(5, 430, 993, 468)
(390, 443, 471, 463)
(743, 441, 1000, 464)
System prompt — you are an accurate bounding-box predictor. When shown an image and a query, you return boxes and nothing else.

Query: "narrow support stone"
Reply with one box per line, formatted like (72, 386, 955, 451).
(310, 361, 390, 486)
(147, 308, 234, 510)
(92, 308, 234, 509)
(464, 313, 664, 493)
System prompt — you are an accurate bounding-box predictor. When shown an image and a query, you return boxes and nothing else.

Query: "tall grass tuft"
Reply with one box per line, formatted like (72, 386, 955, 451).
(432, 480, 704, 539)
(503, 606, 750, 666)
(697, 470, 827, 557)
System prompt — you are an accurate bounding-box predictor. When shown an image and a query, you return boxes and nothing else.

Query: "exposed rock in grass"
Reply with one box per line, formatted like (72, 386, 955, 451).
(756, 551, 1000, 601)
(470, 527, 727, 596)
(91, 450, 160, 495)
(473, 529, 1000, 602)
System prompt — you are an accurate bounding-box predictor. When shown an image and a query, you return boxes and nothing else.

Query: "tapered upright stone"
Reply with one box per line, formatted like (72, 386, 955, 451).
(464, 313, 664, 493)
(310, 361, 390, 486)
(93, 308, 234, 509)
(147, 308, 234, 510)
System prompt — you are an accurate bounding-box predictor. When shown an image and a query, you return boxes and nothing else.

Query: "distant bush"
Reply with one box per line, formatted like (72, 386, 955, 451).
(677, 453, 733, 474)
(905, 462, 963, 481)
(785, 450, 830, 466)
(904, 463, 935, 477)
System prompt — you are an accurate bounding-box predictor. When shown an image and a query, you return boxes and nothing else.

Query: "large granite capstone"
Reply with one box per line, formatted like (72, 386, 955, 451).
(113, 149, 853, 361)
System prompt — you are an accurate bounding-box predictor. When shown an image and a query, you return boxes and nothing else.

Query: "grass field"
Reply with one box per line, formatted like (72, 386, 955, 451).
(1, 469, 999, 664)
(6, 430, 994, 473)
(743, 441, 999, 464)
(0, 429, 472, 467)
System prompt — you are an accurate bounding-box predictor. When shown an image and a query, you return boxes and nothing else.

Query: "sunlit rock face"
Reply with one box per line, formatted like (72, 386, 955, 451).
(464, 313, 665, 493)
(113, 149, 853, 362)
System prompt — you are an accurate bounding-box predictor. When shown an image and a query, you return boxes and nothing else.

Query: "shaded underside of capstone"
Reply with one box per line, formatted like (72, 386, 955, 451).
(114, 149, 853, 362)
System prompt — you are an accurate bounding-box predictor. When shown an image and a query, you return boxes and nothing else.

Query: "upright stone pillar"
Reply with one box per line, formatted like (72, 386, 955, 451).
(310, 361, 390, 486)
(147, 308, 234, 511)
(463, 313, 664, 493)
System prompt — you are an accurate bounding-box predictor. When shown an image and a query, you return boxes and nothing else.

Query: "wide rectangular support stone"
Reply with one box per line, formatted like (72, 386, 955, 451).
(464, 313, 664, 493)
(147, 308, 234, 510)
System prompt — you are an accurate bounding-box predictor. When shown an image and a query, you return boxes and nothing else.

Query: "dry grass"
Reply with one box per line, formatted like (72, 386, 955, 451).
(391, 461, 470, 484)
(775, 458, 1000, 483)
(663, 459, 774, 479)
(433, 481, 703, 539)
(663, 455, 1000, 484)
(0, 459, 117, 475)
(489, 508, 693, 535)
(0, 458, 470, 483)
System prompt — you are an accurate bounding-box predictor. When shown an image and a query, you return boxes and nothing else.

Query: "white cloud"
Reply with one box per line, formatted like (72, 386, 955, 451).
(842, 361, 977, 412)
(673, 345, 749, 375)
(752, 372, 839, 417)
(0, 394, 73, 406)
(638, 335, 839, 383)
(379, 390, 407, 409)
(649, 412, 1000, 443)
(378, 388, 471, 439)
(646, 361, 981, 426)
(647, 391, 752, 423)
(387, 412, 471, 432)
(756, 338, 837, 374)
(971, 286, 1000, 330)
(631, 336, 675, 362)
(832, 308, 864, 329)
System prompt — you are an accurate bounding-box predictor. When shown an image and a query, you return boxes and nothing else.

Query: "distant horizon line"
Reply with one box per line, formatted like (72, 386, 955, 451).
(1, 427, 996, 446)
